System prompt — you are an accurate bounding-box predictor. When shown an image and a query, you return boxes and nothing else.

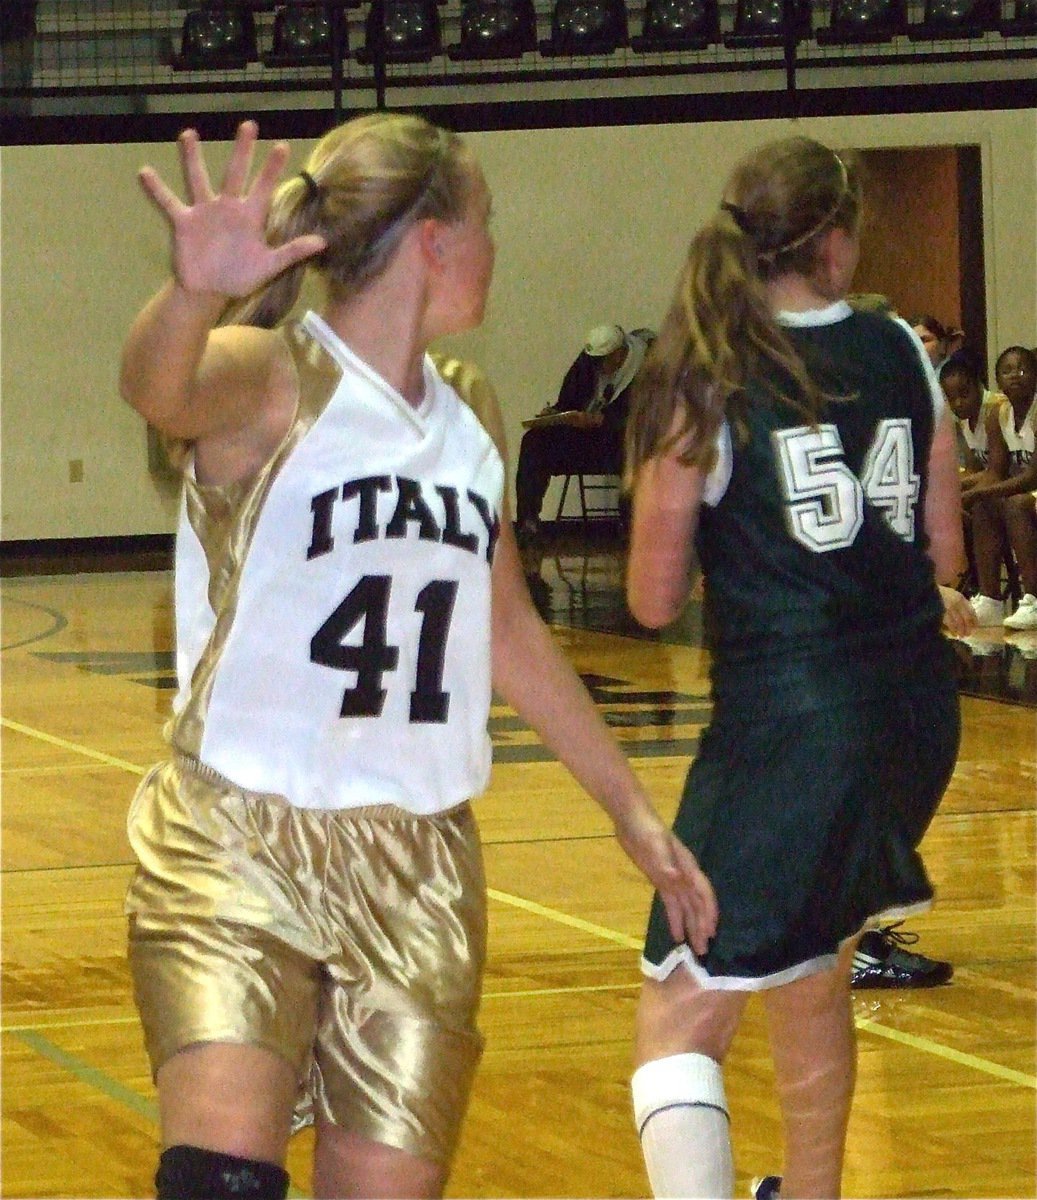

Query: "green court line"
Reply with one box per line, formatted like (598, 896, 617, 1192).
(14, 1029, 158, 1120)
(11, 1030, 309, 1198)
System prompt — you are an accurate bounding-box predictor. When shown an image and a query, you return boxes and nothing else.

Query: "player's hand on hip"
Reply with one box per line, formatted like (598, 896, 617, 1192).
(137, 120, 326, 299)
(613, 805, 718, 956)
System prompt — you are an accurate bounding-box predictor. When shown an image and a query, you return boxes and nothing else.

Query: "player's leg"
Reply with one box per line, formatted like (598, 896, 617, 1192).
(308, 803, 486, 1200)
(155, 1043, 295, 1199)
(312, 1123, 446, 1199)
(968, 495, 1008, 620)
(127, 760, 323, 1200)
(761, 939, 857, 1199)
(632, 969, 748, 1198)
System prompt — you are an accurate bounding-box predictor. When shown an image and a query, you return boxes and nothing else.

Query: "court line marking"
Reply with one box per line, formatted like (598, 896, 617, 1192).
(3, 1015, 142, 1033)
(487, 887, 641, 950)
(13, 1029, 158, 1120)
(0, 597, 68, 651)
(9, 1030, 309, 1198)
(485, 889, 1037, 1090)
(854, 1020, 1036, 1088)
(1, 718, 147, 775)
(1, 983, 644, 1033)
(5, 715, 1034, 1091)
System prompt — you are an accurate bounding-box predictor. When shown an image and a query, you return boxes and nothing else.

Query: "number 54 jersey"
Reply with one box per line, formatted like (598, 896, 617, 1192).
(696, 302, 947, 717)
(170, 312, 505, 814)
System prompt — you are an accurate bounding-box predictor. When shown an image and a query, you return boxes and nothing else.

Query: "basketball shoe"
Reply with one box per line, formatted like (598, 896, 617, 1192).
(851, 923, 953, 989)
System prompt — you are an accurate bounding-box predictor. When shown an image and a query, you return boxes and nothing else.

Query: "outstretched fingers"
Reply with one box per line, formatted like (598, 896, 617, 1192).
(266, 233, 328, 277)
(137, 165, 186, 224)
(177, 127, 215, 204)
(248, 139, 294, 210)
(221, 119, 259, 197)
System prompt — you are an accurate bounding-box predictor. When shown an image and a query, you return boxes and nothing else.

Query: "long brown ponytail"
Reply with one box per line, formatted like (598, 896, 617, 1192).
(626, 136, 862, 483)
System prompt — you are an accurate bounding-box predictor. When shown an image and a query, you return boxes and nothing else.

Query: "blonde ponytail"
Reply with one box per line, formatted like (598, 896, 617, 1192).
(225, 113, 471, 329)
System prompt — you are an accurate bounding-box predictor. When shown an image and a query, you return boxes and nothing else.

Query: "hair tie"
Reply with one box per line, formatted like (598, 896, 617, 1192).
(299, 170, 321, 201)
(720, 200, 754, 237)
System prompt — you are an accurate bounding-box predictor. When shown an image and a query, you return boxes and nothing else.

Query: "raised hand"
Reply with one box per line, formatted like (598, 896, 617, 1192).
(138, 120, 326, 300)
(613, 804, 718, 957)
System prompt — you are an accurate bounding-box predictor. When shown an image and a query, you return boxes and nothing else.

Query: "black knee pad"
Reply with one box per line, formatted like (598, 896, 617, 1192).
(155, 1145, 289, 1200)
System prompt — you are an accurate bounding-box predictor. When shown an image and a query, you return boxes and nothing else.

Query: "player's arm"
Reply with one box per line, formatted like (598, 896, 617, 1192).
(489, 515, 718, 955)
(122, 288, 289, 440)
(938, 585, 977, 636)
(626, 421, 705, 629)
(923, 405, 968, 585)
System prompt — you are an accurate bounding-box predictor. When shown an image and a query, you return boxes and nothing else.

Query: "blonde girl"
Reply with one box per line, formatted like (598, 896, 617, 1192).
(121, 115, 716, 1200)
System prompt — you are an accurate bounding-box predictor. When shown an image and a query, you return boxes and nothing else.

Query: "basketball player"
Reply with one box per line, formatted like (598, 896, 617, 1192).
(119, 116, 717, 1200)
(622, 137, 966, 1198)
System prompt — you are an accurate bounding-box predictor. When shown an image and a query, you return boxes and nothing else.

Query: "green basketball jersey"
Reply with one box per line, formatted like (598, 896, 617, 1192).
(697, 305, 944, 716)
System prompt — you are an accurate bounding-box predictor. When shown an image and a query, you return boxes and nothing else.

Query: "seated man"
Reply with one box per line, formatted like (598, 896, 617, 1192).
(515, 324, 652, 540)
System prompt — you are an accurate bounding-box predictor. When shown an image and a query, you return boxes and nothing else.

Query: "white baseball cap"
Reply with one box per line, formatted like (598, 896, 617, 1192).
(584, 324, 625, 357)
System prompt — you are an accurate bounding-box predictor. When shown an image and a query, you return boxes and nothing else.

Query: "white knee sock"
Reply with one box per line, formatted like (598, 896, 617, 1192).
(631, 1052, 734, 1199)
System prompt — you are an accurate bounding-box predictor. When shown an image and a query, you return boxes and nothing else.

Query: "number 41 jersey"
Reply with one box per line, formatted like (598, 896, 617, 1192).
(170, 312, 505, 814)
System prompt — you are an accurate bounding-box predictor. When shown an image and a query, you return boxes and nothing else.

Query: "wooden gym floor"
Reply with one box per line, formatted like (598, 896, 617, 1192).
(2, 537, 1034, 1198)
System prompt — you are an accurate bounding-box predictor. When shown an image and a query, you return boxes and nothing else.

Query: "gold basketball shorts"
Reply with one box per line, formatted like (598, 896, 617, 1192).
(125, 755, 486, 1165)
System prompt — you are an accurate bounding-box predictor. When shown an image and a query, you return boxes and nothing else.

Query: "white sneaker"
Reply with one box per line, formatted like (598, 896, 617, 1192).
(1004, 593, 1037, 630)
(969, 594, 1005, 627)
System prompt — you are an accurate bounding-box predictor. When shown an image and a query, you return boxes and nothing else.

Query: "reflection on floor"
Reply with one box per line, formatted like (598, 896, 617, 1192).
(522, 532, 1037, 709)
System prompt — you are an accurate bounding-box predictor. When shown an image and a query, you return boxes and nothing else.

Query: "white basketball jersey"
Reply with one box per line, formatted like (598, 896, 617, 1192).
(1000, 395, 1037, 472)
(171, 312, 504, 813)
(957, 390, 993, 464)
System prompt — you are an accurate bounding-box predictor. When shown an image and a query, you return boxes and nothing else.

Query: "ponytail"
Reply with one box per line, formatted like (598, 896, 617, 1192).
(626, 137, 862, 483)
(224, 113, 471, 329)
(223, 172, 323, 328)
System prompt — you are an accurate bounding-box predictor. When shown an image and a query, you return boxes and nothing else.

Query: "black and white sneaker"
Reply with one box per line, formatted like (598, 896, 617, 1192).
(750, 1175, 782, 1200)
(851, 923, 953, 989)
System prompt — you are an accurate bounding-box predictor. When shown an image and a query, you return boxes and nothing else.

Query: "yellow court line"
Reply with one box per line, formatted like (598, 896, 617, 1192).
(5, 716, 1032, 1092)
(1, 717, 146, 775)
(483, 981, 639, 1000)
(2, 985, 645, 1032)
(486, 887, 642, 950)
(2, 1015, 141, 1034)
(856, 1019, 1037, 1089)
(487, 887, 1037, 1091)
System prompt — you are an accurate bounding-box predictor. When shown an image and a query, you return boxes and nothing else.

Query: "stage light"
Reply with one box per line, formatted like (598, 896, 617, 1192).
(725, 0, 810, 47)
(1001, 0, 1037, 33)
(539, 0, 629, 55)
(174, 5, 258, 69)
(448, 0, 538, 58)
(359, 0, 442, 63)
(632, 0, 719, 50)
(908, 0, 1000, 38)
(816, 0, 905, 44)
(265, 5, 346, 66)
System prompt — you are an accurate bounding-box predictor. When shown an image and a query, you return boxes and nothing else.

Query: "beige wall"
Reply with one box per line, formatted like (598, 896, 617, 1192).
(2, 107, 1035, 541)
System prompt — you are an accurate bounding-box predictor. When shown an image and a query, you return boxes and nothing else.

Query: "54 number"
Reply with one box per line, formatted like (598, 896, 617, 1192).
(772, 419, 920, 552)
